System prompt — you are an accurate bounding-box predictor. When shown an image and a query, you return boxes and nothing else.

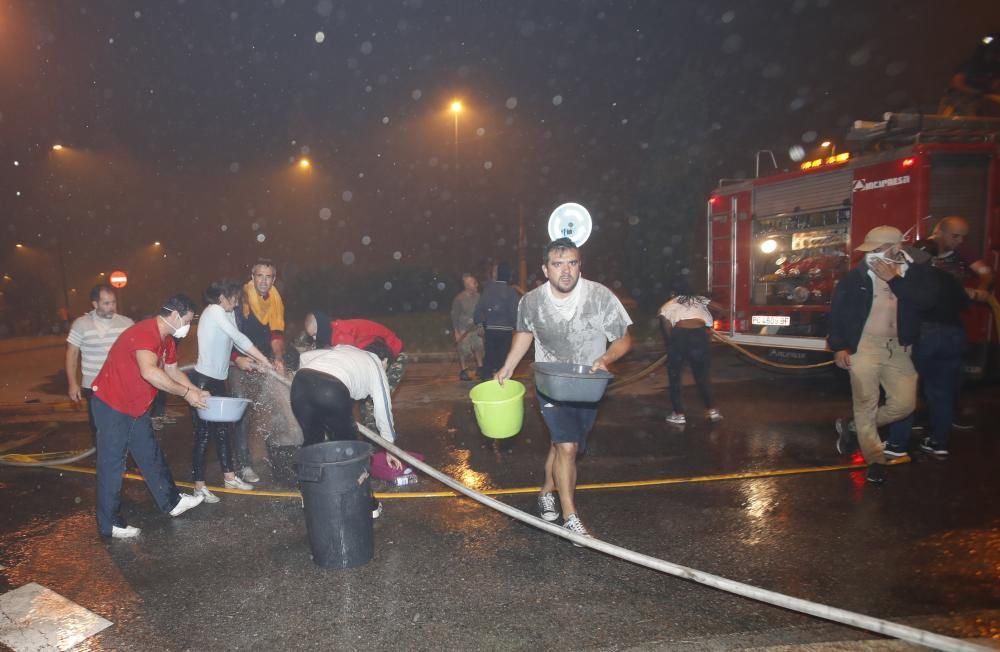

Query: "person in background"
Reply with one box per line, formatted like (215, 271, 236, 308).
(475, 261, 520, 380)
(659, 280, 724, 425)
(231, 257, 287, 484)
(496, 238, 632, 540)
(188, 281, 274, 503)
(89, 294, 209, 538)
(66, 284, 134, 433)
(291, 339, 403, 518)
(939, 33, 1000, 117)
(451, 272, 485, 381)
(926, 215, 995, 431)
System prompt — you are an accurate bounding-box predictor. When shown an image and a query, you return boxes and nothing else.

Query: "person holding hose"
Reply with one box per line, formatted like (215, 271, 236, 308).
(291, 338, 403, 518)
(189, 281, 274, 503)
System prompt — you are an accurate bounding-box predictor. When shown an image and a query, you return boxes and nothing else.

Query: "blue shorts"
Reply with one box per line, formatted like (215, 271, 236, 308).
(536, 389, 598, 451)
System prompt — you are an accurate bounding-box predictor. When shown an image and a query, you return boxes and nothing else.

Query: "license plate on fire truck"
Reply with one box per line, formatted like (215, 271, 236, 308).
(752, 315, 791, 326)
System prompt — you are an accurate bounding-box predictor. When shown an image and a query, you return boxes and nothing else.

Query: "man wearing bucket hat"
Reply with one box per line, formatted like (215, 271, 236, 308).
(496, 237, 632, 540)
(828, 225, 937, 484)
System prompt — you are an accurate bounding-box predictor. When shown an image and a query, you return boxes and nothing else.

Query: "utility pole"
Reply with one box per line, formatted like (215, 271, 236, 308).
(518, 204, 527, 294)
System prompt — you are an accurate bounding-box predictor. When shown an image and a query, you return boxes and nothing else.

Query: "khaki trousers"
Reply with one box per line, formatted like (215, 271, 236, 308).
(848, 334, 917, 464)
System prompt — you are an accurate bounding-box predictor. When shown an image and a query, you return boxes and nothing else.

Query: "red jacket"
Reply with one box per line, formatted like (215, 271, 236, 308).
(329, 319, 403, 357)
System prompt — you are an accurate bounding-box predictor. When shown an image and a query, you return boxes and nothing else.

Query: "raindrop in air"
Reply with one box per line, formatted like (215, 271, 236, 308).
(315, 32, 325, 44)
(505, 97, 518, 109)
(319, 207, 332, 220)
(552, 95, 563, 106)
(342, 190, 353, 202)
(257, 234, 266, 242)
(342, 251, 355, 265)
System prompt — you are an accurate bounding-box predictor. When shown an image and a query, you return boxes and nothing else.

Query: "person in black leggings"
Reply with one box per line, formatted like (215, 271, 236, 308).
(659, 281, 725, 426)
(189, 281, 273, 503)
(291, 369, 360, 446)
(290, 339, 402, 517)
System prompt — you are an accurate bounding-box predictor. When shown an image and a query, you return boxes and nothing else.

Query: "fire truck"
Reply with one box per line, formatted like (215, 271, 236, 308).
(707, 113, 999, 376)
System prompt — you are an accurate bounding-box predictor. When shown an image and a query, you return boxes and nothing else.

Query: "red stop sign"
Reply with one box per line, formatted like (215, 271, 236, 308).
(109, 270, 128, 289)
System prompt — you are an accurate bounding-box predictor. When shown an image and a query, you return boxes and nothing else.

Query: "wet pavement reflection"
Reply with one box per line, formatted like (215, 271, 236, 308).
(1, 352, 998, 649)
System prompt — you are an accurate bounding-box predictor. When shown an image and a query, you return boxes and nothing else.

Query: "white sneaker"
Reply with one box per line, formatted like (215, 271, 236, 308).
(193, 486, 220, 503)
(169, 493, 204, 517)
(372, 501, 383, 519)
(562, 513, 592, 547)
(706, 408, 723, 422)
(224, 476, 254, 491)
(240, 466, 260, 483)
(111, 525, 141, 538)
(665, 412, 686, 425)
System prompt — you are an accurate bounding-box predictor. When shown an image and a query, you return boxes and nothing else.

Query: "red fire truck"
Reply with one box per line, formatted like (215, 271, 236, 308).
(707, 113, 999, 376)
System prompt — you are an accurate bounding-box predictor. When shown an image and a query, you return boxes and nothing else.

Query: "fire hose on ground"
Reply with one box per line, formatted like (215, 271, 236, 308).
(261, 367, 987, 652)
(0, 353, 994, 648)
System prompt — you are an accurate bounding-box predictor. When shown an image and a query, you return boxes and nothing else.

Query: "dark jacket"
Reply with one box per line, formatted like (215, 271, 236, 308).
(474, 281, 519, 330)
(827, 262, 938, 354)
(919, 265, 970, 327)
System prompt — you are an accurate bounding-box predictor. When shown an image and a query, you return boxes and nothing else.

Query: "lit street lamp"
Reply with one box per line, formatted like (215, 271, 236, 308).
(450, 100, 462, 170)
(449, 100, 464, 228)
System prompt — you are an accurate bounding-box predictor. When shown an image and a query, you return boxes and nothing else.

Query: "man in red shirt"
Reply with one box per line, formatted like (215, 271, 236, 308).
(90, 294, 210, 539)
(303, 311, 407, 433)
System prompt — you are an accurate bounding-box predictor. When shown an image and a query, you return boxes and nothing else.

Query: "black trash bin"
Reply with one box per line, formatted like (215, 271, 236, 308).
(296, 441, 375, 569)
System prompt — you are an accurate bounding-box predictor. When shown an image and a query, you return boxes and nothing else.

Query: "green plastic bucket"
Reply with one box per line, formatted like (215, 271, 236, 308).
(469, 380, 525, 439)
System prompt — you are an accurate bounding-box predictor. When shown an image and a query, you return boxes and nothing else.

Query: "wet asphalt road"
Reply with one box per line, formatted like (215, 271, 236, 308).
(1, 347, 999, 650)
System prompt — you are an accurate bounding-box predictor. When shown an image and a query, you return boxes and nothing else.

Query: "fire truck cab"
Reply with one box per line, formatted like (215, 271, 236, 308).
(708, 113, 999, 376)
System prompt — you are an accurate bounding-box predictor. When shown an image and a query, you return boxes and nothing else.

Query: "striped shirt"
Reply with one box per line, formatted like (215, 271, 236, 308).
(67, 311, 134, 388)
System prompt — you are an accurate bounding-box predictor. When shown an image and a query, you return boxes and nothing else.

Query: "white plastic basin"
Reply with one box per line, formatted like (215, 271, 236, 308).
(196, 397, 252, 422)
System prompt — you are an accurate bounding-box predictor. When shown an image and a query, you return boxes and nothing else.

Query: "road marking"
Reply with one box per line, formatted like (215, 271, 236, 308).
(0, 582, 111, 651)
(38, 458, 908, 500)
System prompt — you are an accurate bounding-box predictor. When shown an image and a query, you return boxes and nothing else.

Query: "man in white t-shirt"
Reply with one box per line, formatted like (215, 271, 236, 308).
(496, 238, 632, 540)
(66, 284, 134, 427)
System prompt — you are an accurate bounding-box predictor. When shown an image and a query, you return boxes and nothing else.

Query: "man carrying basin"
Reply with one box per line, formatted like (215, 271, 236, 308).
(495, 237, 632, 539)
(89, 294, 210, 539)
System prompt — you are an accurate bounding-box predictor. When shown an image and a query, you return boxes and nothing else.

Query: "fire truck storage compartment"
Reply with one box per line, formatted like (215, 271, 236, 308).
(751, 169, 852, 310)
(928, 153, 991, 254)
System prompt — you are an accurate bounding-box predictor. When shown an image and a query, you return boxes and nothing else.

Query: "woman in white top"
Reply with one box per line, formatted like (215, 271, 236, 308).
(291, 338, 402, 519)
(658, 280, 725, 426)
(190, 281, 273, 503)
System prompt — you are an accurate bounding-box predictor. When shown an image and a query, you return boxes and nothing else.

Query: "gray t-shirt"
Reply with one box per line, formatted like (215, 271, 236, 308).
(516, 278, 632, 364)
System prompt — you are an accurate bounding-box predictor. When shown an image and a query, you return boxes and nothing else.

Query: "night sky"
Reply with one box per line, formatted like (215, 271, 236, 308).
(1, 0, 996, 320)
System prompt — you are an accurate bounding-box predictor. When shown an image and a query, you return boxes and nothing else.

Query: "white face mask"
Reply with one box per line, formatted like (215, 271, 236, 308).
(159, 312, 191, 339)
(865, 250, 910, 277)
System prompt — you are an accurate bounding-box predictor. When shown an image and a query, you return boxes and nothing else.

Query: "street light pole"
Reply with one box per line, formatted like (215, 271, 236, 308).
(450, 100, 463, 231)
(54, 233, 70, 314)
